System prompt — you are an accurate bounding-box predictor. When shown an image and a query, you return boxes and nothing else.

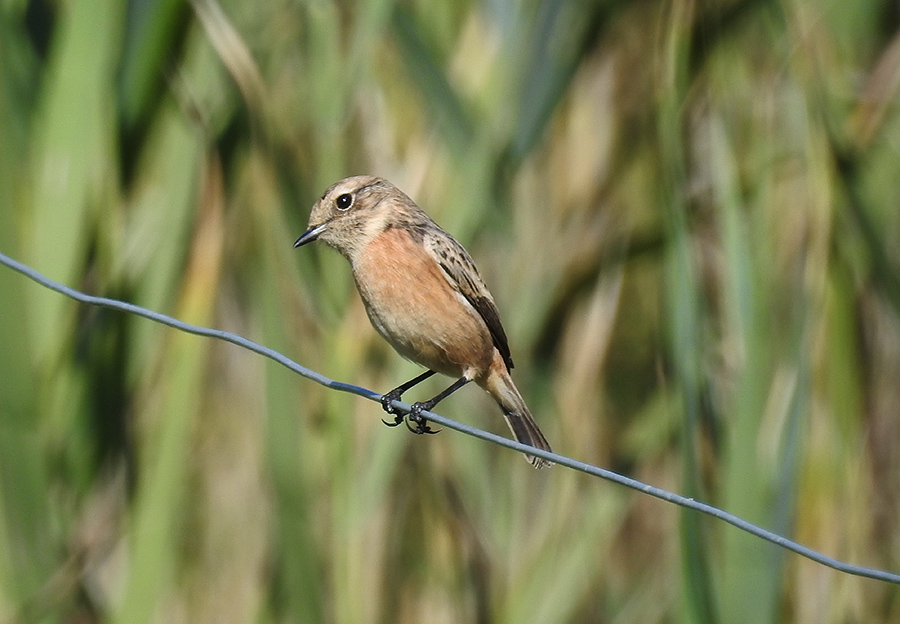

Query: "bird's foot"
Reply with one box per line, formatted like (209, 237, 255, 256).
(380, 388, 409, 428)
(379, 390, 440, 434)
(380, 388, 404, 414)
(405, 403, 440, 435)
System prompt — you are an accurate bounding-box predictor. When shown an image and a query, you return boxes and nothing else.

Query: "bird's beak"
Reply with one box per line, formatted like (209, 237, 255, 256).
(293, 223, 327, 248)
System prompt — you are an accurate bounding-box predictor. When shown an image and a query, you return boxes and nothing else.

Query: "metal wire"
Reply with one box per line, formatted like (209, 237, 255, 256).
(2, 249, 898, 585)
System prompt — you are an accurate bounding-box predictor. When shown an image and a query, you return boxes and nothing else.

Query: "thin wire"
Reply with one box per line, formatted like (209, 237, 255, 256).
(2, 249, 898, 586)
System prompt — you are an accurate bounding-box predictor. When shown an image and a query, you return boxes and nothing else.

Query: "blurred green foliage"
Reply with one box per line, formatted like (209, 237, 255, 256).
(1, 0, 899, 622)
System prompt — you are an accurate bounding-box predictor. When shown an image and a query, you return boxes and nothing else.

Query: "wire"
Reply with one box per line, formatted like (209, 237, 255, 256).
(2, 249, 898, 585)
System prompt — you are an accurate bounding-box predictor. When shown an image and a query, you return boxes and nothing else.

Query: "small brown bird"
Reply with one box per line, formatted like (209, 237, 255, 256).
(294, 176, 552, 468)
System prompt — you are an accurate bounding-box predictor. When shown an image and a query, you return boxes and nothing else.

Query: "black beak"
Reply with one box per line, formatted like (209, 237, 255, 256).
(293, 223, 326, 248)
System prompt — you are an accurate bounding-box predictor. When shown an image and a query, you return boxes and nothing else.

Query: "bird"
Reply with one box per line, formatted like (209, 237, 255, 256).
(294, 175, 552, 468)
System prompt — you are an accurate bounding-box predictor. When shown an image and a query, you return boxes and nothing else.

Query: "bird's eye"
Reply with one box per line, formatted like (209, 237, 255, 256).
(335, 193, 353, 211)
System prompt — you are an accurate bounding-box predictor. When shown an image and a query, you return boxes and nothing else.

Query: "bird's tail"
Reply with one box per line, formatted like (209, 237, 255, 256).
(480, 363, 553, 469)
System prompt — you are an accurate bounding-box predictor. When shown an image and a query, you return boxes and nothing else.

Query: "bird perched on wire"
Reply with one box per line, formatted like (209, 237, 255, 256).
(294, 176, 552, 468)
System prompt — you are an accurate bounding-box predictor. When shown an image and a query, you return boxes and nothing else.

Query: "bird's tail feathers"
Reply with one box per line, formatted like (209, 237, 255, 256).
(483, 367, 553, 469)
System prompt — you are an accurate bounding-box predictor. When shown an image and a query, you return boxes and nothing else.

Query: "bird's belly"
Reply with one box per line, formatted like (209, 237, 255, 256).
(362, 291, 483, 376)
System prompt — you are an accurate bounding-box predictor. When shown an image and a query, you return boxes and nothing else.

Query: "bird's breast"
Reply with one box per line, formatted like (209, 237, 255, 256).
(351, 227, 495, 378)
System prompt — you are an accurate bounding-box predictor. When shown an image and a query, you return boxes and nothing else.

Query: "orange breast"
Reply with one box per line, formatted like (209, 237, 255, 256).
(351, 227, 495, 379)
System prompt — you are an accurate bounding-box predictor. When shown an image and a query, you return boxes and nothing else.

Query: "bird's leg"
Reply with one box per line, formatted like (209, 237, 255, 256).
(381, 369, 438, 427)
(407, 377, 471, 435)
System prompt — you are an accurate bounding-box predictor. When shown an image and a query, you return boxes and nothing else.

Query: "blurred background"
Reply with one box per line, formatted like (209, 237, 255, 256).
(1, 0, 899, 622)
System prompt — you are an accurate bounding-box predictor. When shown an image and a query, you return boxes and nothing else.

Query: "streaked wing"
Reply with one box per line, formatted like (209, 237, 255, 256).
(424, 229, 514, 371)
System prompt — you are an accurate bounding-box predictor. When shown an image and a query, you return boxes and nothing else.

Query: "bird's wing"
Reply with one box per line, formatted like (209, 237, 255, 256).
(423, 228, 514, 371)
